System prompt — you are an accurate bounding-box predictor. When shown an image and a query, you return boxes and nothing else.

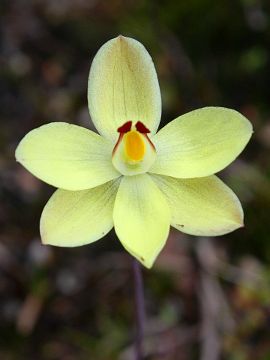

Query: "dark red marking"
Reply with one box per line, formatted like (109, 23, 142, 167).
(112, 133, 123, 156)
(117, 121, 132, 133)
(113, 121, 132, 156)
(113, 120, 156, 156)
(145, 134, 156, 151)
(135, 121, 155, 151)
(135, 121, 150, 134)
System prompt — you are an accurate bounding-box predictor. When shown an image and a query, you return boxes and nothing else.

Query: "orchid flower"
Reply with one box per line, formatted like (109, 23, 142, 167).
(15, 36, 253, 268)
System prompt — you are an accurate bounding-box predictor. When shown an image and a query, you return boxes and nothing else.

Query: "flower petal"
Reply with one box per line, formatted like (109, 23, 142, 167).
(40, 179, 120, 247)
(113, 174, 170, 268)
(88, 36, 161, 142)
(15, 122, 120, 190)
(152, 174, 244, 236)
(150, 107, 253, 178)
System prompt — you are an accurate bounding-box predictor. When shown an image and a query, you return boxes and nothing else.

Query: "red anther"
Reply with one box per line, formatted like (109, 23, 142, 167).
(135, 121, 150, 133)
(117, 121, 132, 133)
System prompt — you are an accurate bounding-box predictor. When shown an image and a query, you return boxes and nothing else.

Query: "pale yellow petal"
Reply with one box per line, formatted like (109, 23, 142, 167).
(150, 107, 253, 178)
(15, 122, 120, 190)
(88, 36, 161, 142)
(113, 174, 170, 268)
(40, 179, 120, 247)
(152, 174, 244, 236)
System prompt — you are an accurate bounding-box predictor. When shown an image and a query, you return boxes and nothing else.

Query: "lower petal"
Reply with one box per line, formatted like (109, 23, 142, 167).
(113, 174, 170, 268)
(40, 179, 120, 247)
(152, 174, 243, 236)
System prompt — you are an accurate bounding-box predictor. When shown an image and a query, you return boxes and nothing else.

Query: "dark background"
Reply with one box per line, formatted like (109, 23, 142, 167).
(1, 0, 270, 359)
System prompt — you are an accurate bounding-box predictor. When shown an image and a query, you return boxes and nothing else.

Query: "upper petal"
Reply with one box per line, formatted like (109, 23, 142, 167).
(152, 174, 244, 236)
(40, 179, 120, 247)
(150, 107, 253, 178)
(113, 174, 170, 268)
(15, 122, 120, 190)
(88, 36, 161, 142)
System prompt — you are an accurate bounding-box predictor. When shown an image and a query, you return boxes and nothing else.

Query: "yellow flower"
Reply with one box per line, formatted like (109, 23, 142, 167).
(15, 36, 253, 268)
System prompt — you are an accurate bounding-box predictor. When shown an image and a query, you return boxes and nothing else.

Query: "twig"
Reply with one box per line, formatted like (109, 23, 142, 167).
(132, 258, 145, 360)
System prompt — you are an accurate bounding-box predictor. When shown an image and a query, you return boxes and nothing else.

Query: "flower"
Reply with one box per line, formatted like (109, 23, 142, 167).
(15, 36, 253, 268)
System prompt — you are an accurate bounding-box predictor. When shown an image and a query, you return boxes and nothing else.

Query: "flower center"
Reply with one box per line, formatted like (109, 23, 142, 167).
(125, 131, 145, 161)
(112, 121, 156, 176)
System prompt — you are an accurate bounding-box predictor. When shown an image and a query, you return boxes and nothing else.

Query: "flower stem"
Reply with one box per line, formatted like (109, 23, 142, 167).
(132, 258, 145, 360)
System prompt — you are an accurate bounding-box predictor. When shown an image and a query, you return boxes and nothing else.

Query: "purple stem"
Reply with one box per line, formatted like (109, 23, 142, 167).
(132, 258, 145, 360)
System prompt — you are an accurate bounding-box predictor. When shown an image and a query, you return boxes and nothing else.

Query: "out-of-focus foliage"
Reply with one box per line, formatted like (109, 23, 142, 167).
(1, 0, 270, 359)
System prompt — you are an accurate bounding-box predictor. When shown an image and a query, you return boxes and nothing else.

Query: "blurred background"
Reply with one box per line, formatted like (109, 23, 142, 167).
(1, 0, 270, 359)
